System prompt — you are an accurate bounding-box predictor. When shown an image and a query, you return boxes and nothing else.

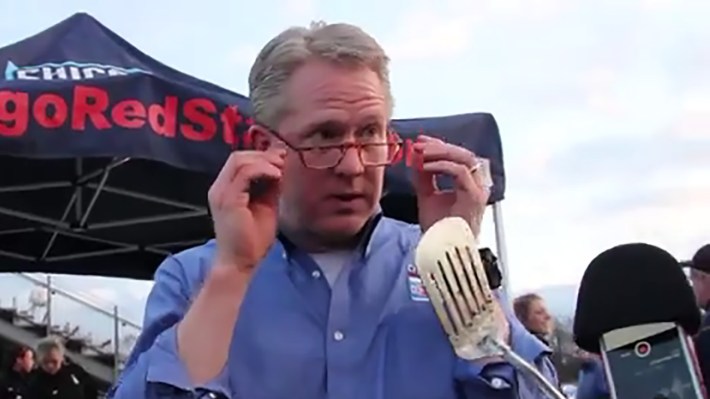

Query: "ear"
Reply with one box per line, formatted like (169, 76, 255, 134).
(387, 129, 404, 162)
(249, 124, 273, 152)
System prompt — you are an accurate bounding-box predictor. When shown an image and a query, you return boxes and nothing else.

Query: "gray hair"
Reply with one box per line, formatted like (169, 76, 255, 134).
(248, 21, 393, 129)
(36, 336, 65, 359)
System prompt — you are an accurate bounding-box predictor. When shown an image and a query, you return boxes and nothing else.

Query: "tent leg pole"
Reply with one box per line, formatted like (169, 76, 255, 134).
(492, 202, 511, 300)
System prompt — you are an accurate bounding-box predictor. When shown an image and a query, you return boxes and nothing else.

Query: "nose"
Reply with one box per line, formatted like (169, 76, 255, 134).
(334, 146, 365, 176)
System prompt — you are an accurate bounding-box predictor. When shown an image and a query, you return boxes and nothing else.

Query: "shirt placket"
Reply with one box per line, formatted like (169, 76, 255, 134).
(325, 260, 354, 399)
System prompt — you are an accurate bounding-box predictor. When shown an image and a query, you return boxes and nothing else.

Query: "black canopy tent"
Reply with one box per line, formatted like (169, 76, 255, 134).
(0, 13, 507, 280)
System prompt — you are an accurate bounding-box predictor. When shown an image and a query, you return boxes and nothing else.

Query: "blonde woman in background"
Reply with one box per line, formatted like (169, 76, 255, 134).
(514, 293, 554, 345)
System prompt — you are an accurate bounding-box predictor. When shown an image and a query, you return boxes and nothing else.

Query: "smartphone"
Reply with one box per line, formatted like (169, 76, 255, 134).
(600, 322, 706, 398)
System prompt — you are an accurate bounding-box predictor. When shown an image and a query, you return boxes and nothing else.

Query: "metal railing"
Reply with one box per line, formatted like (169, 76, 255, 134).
(0, 273, 143, 379)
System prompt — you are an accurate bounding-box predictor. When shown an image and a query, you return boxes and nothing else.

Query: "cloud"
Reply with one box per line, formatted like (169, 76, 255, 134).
(499, 121, 709, 292)
(226, 44, 261, 68)
(382, 0, 571, 63)
(280, 0, 318, 22)
(383, 7, 475, 62)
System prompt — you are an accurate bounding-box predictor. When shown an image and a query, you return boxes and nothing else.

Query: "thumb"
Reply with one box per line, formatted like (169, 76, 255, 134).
(414, 168, 436, 198)
(251, 176, 281, 210)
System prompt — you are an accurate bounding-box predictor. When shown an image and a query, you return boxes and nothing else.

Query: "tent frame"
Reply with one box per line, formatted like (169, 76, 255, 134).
(0, 158, 207, 265)
(491, 202, 511, 299)
(0, 157, 511, 286)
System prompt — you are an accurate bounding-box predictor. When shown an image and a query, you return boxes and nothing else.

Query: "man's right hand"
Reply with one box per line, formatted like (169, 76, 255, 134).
(207, 148, 286, 273)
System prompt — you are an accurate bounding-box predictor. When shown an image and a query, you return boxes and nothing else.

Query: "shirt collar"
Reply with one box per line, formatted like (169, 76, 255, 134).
(277, 212, 384, 258)
(510, 320, 553, 364)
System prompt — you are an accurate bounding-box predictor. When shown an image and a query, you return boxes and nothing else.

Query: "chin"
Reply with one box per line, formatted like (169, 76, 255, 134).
(317, 213, 371, 237)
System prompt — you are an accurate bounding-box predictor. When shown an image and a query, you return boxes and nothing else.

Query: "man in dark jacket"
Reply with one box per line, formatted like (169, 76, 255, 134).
(26, 337, 88, 399)
(685, 244, 710, 385)
(0, 345, 35, 399)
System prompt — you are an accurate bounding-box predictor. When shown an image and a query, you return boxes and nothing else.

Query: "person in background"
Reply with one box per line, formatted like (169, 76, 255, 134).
(0, 345, 35, 399)
(26, 337, 85, 399)
(108, 21, 557, 399)
(683, 244, 710, 384)
(514, 293, 554, 345)
(575, 350, 610, 399)
(63, 358, 99, 399)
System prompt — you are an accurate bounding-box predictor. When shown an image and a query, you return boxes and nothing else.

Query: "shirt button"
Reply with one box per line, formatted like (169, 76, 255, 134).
(333, 330, 345, 341)
(311, 270, 321, 279)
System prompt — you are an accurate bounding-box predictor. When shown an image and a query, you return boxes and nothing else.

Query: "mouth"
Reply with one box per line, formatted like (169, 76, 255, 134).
(330, 193, 366, 202)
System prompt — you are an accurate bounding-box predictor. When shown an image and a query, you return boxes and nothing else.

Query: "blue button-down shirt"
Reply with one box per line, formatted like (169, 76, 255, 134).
(110, 216, 557, 399)
(576, 359, 609, 399)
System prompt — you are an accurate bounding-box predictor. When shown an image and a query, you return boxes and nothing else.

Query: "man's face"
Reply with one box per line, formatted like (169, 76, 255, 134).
(689, 269, 710, 307)
(274, 60, 389, 244)
(39, 348, 63, 374)
(15, 350, 34, 373)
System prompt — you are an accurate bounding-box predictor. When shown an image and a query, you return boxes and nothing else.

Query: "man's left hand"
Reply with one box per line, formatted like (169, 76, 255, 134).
(413, 135, 490, 235)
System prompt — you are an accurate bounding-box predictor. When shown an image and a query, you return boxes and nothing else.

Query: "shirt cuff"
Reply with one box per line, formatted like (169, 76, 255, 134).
(145, 324, 231, 396)
(454, 358, 514, 390)
(456, 315, 552, 390)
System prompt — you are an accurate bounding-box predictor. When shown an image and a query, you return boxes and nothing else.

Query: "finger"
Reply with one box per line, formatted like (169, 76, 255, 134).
(416, 134, 445, 144)
(411, 147, 437, 196)
(421, 160, 477, 194)
(211, 160, 283, 210)
(470, 164, 490, 196)
(231, 162, 283, 197)
(415, 141, 478, 170)
(213, 150, 286, 191)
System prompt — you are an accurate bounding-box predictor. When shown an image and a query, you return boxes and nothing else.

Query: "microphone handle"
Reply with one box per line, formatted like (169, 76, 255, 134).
(482, 336, 566, 399)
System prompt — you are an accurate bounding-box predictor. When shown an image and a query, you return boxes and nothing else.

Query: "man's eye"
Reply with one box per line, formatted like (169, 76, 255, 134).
(362, 125, 381, 137)
(316, 129, 339, 139)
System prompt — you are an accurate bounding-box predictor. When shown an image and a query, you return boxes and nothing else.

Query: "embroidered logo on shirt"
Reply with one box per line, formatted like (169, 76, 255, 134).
(407, 264, 429, 302)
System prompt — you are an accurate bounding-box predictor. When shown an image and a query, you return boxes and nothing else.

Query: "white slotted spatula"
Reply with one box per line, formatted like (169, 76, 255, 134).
(415, 217, 565, 399)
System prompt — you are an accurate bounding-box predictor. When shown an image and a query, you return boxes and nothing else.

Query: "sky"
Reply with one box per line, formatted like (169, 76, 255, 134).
(0, 0, 708, 342)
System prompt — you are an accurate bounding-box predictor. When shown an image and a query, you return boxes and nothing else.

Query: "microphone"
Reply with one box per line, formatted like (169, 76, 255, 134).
(415, 217, 565, 399)
(573, 243, 705, 399)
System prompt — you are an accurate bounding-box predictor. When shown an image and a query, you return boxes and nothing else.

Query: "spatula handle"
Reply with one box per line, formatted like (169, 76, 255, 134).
(482, 336, 566, 399)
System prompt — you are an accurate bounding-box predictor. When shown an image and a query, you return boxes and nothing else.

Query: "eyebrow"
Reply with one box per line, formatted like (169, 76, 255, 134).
(306, 115, 385, 133)
(300, 120, 348, 138)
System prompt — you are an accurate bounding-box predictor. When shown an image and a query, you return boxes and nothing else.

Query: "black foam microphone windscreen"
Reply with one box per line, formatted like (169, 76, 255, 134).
(573, 243, 700, 353)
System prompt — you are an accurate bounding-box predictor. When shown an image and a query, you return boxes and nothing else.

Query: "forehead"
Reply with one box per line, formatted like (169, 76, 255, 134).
(41, 348, 62, 359)
(529, 299, 545, 309)
(280, 59, 388, 134)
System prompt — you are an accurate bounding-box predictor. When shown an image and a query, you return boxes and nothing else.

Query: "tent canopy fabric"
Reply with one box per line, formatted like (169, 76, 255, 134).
(0, 13, 506, 279)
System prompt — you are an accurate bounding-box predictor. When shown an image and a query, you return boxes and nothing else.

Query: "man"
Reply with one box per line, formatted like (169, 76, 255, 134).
(26, 337, 87, 399)
(0, 345, 34, 399)
(109, 22, 556, 398)
(687, 245, 710, 311)
(685, 244, 710, 384)
(575, 350, 610, 399)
